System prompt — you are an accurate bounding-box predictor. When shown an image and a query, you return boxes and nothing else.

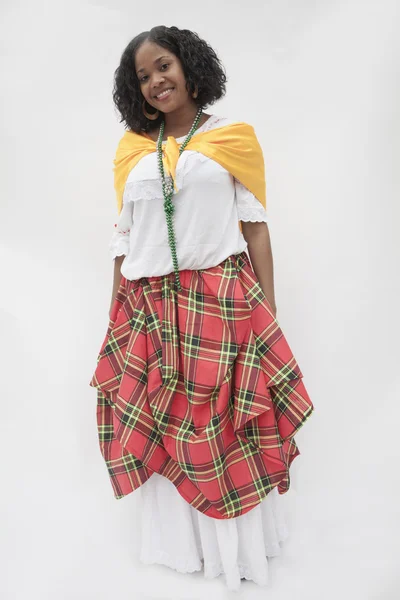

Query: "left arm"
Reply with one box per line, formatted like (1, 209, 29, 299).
(241, 221, 277, 318)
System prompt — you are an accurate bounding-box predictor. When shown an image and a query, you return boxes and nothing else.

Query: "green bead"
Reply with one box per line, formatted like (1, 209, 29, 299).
(156, 107, 203, 290)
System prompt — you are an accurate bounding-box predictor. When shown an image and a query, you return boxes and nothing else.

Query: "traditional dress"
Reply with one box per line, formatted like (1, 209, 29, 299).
(89, 114, 314, 591)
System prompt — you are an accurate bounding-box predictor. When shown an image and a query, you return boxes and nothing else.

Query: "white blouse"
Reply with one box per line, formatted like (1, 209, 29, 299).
(109, 114, 268, 280)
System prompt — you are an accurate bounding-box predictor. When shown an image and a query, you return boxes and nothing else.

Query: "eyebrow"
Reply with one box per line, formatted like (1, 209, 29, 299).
(136, 55, 171, 74)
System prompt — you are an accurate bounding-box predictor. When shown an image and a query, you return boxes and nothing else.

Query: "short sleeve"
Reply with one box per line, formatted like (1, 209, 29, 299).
(109, 198, 134, 260)
(234, 177, 268, 223)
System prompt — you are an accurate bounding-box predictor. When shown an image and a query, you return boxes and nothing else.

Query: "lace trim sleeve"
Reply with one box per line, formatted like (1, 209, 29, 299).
(109, 200, 134, 260)
(234, 178, 268, 223)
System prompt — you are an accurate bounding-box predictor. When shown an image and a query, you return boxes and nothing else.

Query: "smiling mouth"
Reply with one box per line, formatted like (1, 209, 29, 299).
(154, 88, 174, 100)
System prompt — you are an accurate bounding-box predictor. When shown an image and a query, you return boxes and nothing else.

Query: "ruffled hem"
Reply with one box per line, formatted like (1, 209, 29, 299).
(109, 238, 129, 260)
(109, 249, 128, 260)
(138, 472, 289, 592)
(239, 210, 268, 223)
(235, 178, 268, 223)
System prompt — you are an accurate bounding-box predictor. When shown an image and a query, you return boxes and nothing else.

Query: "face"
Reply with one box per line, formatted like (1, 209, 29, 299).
(134, 40, 193, 113)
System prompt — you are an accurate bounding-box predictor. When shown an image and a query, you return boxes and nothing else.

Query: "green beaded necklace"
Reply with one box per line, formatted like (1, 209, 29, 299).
(156, 107, 203, 291)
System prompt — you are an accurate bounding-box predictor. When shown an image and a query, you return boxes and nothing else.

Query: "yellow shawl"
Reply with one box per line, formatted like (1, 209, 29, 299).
(113, 122, 266, 216)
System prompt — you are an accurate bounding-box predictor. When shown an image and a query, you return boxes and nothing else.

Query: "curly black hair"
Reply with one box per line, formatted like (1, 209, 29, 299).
(112, 25, 227, 133)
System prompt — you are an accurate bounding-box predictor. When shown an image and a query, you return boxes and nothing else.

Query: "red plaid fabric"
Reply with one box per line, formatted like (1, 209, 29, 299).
(89, 251, 314, 519)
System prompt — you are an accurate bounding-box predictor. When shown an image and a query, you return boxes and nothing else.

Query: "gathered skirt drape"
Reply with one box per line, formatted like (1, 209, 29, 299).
(89, 250, 313, 519)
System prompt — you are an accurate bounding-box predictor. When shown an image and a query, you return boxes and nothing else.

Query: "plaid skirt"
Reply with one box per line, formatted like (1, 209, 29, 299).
(89, 251, 314, 519)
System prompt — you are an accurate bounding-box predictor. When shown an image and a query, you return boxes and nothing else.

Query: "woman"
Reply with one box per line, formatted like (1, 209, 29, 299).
(89, 25, 314, 591)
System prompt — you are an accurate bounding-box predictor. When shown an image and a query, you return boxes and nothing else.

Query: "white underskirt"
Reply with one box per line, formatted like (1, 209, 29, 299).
(138, 472, 289, 592)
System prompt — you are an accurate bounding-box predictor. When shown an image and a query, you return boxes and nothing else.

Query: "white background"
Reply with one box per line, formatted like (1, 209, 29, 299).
(1, 0, 399, 598)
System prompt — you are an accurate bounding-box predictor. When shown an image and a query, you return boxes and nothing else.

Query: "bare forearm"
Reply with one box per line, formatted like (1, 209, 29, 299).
(242, 222, 277, 315)
(110, 255, 125, 315)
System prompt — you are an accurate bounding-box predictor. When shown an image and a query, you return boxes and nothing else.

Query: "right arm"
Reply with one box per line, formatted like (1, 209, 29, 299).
(108, 199, 133, 318)
(109, 255, 125, 318)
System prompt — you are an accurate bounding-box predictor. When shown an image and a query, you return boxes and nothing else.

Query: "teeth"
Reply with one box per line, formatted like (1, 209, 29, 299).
(156, 88, 173, 98)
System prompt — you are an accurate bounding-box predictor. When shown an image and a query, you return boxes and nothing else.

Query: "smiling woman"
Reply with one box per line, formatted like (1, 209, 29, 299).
(89, 24, 314, 592)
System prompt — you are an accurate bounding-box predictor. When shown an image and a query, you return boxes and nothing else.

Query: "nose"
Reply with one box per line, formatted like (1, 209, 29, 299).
(151, 73, 166, 91)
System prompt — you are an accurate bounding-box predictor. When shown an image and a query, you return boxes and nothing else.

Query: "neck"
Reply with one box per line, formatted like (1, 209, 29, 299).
(163, 101, 200, 131)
